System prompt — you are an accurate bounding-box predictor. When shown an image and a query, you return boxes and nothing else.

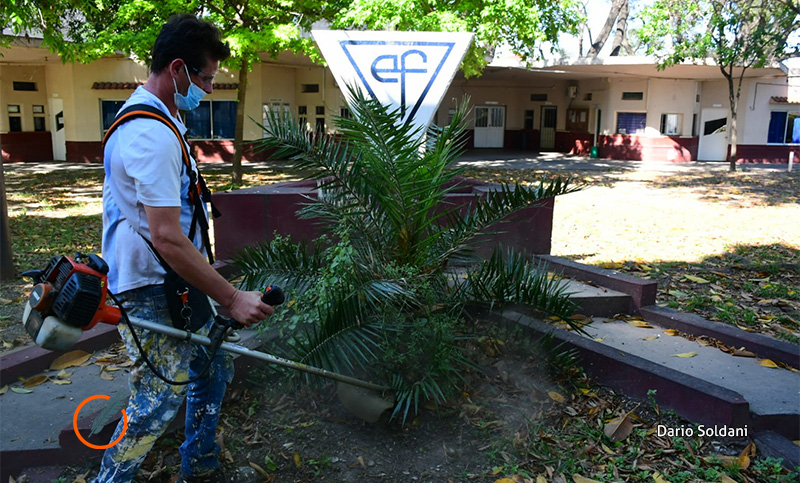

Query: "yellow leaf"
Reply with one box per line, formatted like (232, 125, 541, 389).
(53, 380, 72, 385)
(573, 475, 603, 483)
(50, 350, 91, 371)
(548, 391, 565, 403)
(0, 385, 7, 395)
(23, 375, 48, 388)
(642, 335, 659, 341)
(248, 462, 269, 478)
(720, 475, 738, 483)
(732, 350, 756, 358)
(537, 476, 548, 483)
(673, 352, 697, 358)
(594, 337, 606, 342)
(604, 413, 634, 442)
(628, 321, 653, 328)
(684, 275, 710, 284)
(664, 329, 679, 336)
(652, 471, 670, 483)
(294, 451, 302, 468)
(598, 262, 622, 269)
(758, 359, 779, 368)
(793, 440, 800, 446)
(600, 443, 616, 455)
(100, 371, 114, 381)
(495, 479, 517, 483)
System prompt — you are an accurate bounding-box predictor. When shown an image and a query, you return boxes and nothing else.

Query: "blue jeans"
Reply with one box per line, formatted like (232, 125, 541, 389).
(92, 285, 234, 482)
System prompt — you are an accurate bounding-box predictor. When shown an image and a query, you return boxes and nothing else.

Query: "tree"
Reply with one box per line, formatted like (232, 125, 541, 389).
(236, 89, 583, 421)
(55, 1, 344, 185)
(0, 159, 15, 281)
(639, 0, 800, 171)
(1, 1, 85, 280)
(331, 0, 584, 77)
(585, 0, 634, 58)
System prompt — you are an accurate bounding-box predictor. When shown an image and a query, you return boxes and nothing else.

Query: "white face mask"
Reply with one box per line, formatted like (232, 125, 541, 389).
(173, 64, 206, 111)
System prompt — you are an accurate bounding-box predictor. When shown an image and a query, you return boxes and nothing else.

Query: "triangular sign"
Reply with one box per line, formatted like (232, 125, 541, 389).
(313, 30, 473, 132)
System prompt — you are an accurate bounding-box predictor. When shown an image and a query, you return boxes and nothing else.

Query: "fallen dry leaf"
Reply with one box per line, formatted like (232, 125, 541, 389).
(757, 359, 779, 368)
(652, 471, 669, 483)
(673, 352, 697, 358)
(719, 475, 737, 483)
(572, 475, 602, 483)
(604, 412, 634, 442)
(10, 387, 33, 394)
(548, 391, 565, 403)
(642, 335, 659, 341)
(684, 275, 710, 284)
(23, 375, 48, 388)
(664, 329, 679, 336)
(537, 476, 548, 483)
(50, 350, 92, 370)
(293, 451, 302, 468)
(53, 380, 72, 385)
(0, 385, 8, 396)
(248, 461, 269, 478)
(732, 350, 756, 358)
(628, 321, 654, 328)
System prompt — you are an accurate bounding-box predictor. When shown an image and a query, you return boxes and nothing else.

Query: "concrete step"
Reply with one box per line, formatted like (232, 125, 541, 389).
(561, 279, 631, 317)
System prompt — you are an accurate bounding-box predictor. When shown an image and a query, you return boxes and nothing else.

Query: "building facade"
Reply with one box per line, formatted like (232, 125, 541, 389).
(2, 37, 798, 164)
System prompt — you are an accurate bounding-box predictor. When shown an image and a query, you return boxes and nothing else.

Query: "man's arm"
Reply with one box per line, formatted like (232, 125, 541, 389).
(144, 204, 273, 326)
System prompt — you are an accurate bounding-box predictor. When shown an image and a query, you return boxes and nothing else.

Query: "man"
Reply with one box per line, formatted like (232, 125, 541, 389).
(94, 14, 273, 483)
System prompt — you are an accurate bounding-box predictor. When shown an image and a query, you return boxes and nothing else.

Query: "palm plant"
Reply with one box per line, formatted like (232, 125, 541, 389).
(235, 88, 584, 421)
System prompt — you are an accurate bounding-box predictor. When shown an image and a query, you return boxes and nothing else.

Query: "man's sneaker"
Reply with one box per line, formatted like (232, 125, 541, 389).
(175, 467, 229, 483)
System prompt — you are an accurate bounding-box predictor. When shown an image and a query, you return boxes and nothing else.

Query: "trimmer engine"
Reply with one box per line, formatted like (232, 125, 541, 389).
(22, 253, 121, 351)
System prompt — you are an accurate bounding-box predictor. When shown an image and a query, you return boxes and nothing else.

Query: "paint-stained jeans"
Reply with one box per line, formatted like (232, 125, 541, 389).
(92, 284, 234, 483)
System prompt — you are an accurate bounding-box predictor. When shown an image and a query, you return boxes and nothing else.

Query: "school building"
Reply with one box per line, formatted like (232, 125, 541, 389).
(2, 35, 799, 164)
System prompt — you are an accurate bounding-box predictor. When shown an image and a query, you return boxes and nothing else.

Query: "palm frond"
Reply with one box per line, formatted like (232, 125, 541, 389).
(455, 247, 580, 328)
(233, 236, 327, 295)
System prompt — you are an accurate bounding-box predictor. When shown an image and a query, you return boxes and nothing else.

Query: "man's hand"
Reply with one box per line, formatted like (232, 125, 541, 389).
(227, 290, 274, 327)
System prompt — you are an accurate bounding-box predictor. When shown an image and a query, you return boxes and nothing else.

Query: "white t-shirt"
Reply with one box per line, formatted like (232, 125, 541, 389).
(102, 86, 207, 294)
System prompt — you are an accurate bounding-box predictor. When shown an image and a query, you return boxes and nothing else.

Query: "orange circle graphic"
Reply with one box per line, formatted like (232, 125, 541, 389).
(73, 394, 128, 449)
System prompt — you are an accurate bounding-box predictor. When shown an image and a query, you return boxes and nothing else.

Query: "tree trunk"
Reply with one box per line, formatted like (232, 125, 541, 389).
(721, 65, 739, 172)
(1, 159, 16, 281)
(231, 57, 250, 185)
(610, 1, 630, 56)
(587, 0, 626, 58)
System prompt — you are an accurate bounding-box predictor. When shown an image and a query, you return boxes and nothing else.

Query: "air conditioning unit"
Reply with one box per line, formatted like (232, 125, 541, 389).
(567, 85, 578, 98)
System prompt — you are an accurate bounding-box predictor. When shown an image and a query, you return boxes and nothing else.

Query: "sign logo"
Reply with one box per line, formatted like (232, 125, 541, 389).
(313, 31, 473, 132)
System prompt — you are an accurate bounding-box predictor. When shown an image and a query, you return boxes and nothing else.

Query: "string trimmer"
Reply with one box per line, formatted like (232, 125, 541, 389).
(21, 253, 394, 421)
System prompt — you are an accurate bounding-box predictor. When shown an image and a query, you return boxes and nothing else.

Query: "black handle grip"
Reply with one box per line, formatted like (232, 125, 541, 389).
(261, 285, 285, 306)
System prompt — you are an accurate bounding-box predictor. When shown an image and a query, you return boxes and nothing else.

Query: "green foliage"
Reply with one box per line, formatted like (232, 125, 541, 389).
(235, 89, 582, 423)
(638, 0, 799, 69)
(330, 0, 584, 77)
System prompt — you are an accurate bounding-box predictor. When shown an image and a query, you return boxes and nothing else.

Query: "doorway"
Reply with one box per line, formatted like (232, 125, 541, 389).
(49, 98, 66, 161)
(697, 108, 728, 161)
(474, 106, 505, 148)
(540, 106, 557, 150)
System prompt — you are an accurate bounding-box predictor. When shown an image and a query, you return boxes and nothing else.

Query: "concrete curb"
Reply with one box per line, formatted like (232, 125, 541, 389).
(754, 431, 800, 471)
(536, 255, 657, 315)
(0, 324, 120, 387)
(640, 305, 800, 369)
(492, 308, 753, 430)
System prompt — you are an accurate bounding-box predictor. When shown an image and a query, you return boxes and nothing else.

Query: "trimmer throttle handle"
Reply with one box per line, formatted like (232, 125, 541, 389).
(261, 285, 285, 306)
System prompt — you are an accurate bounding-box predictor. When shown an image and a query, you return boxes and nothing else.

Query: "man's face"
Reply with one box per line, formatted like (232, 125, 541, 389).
(185, 55, 220, 94)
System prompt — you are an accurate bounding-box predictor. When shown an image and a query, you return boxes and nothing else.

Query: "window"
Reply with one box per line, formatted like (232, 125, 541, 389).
(530, 93, 548, 102)
(316, 106, 325, 115)
(32, 105, 44, 114)
(660, 113, 682, 135)
(184, 100, 237, 139)
(692, 114, 698, 137)
(523, 110, 534, 130)
(34, 117, 45, 132)
(301, 84, 320, 93)
(622, 92, 644, 101)
(616, 112, 646, 134)
(8, 116, 22, 132)
(101, 100, 126, 135)
(13, 81, 36, 91)
(7, 105, 20, 114)
(340, 107, 352, 119)
(768, 111, 800, 144)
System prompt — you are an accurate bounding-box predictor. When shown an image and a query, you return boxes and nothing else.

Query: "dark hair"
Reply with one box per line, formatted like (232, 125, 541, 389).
(150, 14, 231, 74)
